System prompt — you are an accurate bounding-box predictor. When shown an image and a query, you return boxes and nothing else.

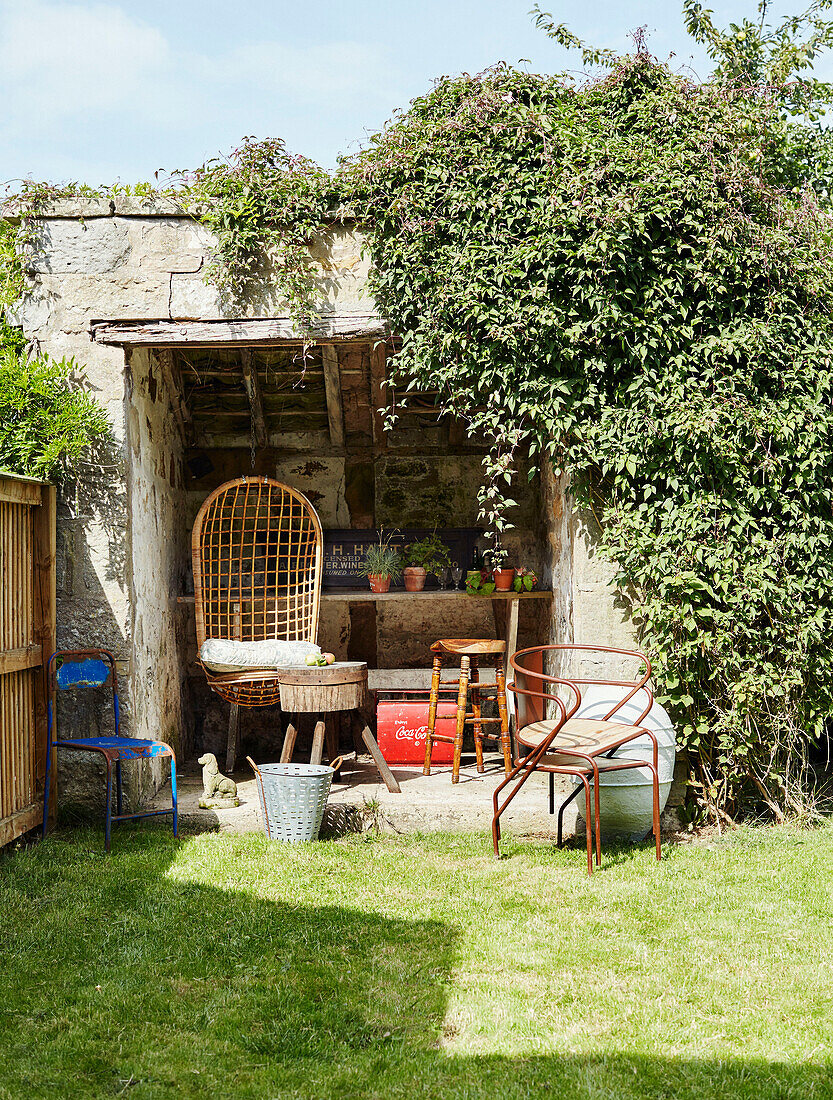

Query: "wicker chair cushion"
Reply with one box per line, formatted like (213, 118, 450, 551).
(200, 638, 321, 673)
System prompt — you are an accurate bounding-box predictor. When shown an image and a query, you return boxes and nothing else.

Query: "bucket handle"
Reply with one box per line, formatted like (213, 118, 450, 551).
(246, 756, 271, 836)
(250, 754, 343, 774)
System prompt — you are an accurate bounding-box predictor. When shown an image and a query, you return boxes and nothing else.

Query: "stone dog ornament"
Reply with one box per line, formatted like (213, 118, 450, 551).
(197, 752, 240, 808)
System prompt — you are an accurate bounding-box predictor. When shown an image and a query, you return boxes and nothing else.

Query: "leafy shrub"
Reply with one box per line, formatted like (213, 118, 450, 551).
(0, 342, 109, 480)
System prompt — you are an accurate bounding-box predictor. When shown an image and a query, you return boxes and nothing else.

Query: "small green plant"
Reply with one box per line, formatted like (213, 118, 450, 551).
(512, 568, 538, 593)
(465, 571, 496, 596)
(404, 532, 452, 577)
(361, 532, 403, 581)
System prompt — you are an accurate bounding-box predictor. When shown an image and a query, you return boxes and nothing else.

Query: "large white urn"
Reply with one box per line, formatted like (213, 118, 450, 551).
(572, 685, 677, 841)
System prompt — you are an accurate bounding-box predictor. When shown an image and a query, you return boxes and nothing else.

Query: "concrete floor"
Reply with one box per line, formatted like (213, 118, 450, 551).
(150, 752, 580, 841)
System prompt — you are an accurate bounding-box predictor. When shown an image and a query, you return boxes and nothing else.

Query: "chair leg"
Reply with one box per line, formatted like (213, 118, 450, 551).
(226, 703, 240, 773)
(549, 772, 554, 815)
(311, 715, 326, 765)
(495, 657, 512, 776)
(581, 774, 593, 875)
(424, 655, 443, 776)
(556, 783, 583, 847)
(104, 759, 113, 854)
(280, 716, 298, 763)
(325, 716, 339, 765)
(592, 769, 602, 866)
(171, 755, 178, 838)
(41, 732, 53, 839)
(452, 656, 470, 784)
(650, 761, 662, 861)
(470, 660, 484, 773)
(116, 761, 123, 818)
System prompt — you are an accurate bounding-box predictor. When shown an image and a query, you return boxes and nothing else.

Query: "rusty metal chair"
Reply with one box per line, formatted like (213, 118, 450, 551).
(423, 639, 512, 783)
(192, 476, 323, 769)
(491, 644, 662, 873)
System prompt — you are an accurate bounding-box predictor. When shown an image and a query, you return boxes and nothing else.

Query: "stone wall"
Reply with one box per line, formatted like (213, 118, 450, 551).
(125, 348, 190, 795)
(8, 197, 639, 791)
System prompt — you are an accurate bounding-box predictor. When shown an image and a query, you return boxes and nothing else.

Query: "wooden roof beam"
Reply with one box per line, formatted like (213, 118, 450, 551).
(321, 345, 345, 449)
(90, 313, 388, 347)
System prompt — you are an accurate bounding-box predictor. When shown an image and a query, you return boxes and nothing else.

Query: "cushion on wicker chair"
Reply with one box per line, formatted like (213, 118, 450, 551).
(200, 638, 321, 673)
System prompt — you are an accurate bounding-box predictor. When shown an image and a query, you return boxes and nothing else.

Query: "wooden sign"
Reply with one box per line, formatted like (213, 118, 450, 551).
(323, 528, 481, 589)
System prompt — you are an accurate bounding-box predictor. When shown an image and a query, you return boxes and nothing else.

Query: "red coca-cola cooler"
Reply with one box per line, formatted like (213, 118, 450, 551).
(375, 691, 457, 765)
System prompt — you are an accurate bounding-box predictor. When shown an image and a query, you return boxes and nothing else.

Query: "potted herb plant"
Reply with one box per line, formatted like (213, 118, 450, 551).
(487, 543, 514, 591)
(403, 532, 453, 592)
(512, 567, 538, 593)
(361, 532, 403, 594)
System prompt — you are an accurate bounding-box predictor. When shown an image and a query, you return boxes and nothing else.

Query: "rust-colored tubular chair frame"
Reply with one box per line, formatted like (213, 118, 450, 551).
(492, 644, 662, 873)
(192, 477, 323, 708)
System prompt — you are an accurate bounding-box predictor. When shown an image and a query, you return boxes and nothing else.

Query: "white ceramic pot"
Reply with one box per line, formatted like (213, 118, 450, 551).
(571, 686, 677, 841)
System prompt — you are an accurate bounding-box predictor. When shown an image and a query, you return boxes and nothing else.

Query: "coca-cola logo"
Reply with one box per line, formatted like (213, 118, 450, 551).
(393, 720, 428, 741)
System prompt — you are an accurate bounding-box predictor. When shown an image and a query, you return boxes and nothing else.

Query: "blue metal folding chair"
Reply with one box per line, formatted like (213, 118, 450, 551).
(41, 649, 178, 851)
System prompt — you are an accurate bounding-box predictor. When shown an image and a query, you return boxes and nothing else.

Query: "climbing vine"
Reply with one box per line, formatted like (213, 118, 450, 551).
(340, 54, 833, 823)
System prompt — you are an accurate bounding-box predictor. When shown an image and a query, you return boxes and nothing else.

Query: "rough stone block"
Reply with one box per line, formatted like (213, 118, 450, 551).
(169, 272, 222, 319)
(27, 219, 131, 274)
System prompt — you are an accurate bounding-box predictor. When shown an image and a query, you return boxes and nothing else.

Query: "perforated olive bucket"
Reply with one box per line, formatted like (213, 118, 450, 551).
(247, 757, 337, 843)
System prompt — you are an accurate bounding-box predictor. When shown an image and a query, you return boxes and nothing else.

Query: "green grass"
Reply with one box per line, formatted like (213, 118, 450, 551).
(1, 825, 832, 1099)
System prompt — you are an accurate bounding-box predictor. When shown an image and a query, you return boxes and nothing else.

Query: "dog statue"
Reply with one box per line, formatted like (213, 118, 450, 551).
(197, 752, 239, 808)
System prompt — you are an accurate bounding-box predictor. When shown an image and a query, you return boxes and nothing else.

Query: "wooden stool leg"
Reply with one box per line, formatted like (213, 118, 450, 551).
(356, 712, 401, 793)
(311, 714, 326, 765)
(226, 703, 240, 773)
(424, 654, 443, 776)
(470, 659, 484, 773)
(325, 715, 339, 764)
(495, 657, 512, 776)
(453, 656, 470, 784)
(280, 715, 298, 763)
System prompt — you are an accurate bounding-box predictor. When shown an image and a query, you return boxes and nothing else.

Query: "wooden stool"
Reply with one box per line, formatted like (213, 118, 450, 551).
(276, 661, 401, 793)
(423, 639, 512, 784)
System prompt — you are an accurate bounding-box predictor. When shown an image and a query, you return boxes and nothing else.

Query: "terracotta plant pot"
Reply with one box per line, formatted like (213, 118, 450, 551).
(493, 567, 515, 591)
(368, 574, 391, 593)
(403, 566, 427, 592)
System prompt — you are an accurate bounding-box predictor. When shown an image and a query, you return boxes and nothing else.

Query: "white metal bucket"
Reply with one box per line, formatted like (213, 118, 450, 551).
(248, 758, 338, 843)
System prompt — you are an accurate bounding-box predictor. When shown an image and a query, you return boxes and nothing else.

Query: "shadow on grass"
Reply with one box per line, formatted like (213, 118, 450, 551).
(0, 828, 828, 1100)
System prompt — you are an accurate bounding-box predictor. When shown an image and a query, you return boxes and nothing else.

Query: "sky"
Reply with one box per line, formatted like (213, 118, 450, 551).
(0, 0, 816, 186)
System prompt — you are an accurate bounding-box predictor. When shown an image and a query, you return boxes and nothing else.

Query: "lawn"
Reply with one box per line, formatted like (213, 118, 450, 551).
(1, 825, 832, 1100)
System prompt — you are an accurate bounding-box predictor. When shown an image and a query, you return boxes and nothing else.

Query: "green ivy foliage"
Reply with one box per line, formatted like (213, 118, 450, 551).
(176, 137, 334, 321)
(343, 58, 833, 820)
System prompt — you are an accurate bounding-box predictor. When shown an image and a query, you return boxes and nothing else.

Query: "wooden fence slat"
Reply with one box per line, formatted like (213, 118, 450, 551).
(0, 478, 54, 845)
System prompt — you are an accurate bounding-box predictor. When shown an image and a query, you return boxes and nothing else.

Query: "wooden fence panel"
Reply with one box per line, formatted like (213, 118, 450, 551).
(0, 475, 55, 847)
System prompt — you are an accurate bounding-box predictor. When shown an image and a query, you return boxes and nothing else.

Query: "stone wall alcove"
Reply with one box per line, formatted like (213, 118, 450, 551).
(124, 338, 550, 764)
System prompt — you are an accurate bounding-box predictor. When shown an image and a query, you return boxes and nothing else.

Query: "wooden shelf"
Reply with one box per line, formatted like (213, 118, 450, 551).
(177, 590, 551, 606)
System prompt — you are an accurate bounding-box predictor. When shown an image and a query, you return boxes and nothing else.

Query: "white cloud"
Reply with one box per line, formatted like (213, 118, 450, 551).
(0, 0, 396, 178)
(0, 0, 170, 117)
